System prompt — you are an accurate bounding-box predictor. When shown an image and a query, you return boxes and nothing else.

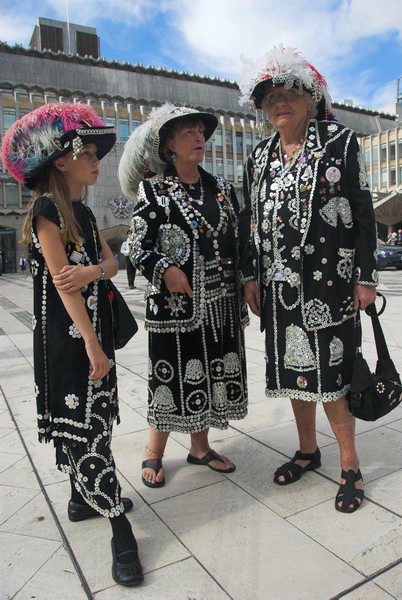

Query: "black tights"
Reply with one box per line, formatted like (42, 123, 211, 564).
(69, 476, 137, 561)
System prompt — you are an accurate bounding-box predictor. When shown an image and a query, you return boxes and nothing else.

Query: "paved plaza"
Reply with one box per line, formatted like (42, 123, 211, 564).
(0, 270, 401, 600)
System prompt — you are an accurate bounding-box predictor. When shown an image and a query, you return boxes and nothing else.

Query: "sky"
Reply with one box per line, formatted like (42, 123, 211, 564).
(1, 0, 401, 111)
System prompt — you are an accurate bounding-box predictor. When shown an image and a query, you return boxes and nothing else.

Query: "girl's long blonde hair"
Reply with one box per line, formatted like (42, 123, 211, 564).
(21, 166, 83, 245)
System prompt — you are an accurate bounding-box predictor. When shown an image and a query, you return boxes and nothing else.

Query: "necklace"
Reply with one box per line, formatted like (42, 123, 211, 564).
(281, 137, 305, 161)
(181, 179, 204, 205)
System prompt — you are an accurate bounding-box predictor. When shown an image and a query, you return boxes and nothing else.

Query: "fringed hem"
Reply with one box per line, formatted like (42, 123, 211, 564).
(148, 408, 248, 434)
(265, 384, 351, 403)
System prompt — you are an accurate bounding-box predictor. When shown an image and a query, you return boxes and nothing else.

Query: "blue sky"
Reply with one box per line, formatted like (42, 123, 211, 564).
(1, 0, 401, 111)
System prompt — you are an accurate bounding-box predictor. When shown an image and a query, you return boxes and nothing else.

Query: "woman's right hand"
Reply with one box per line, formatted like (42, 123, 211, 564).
(244, 280, 261, 316)
(85, 338, 110, 381)
(163, 266, 193, 298)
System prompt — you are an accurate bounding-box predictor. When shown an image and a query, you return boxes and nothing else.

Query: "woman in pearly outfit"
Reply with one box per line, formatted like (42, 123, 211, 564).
(238, 46, 378, 512)
(118, 104, 248, 487)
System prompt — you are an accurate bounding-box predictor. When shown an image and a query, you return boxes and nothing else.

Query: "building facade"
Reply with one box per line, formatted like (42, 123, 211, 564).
(0, 18, 398, 271)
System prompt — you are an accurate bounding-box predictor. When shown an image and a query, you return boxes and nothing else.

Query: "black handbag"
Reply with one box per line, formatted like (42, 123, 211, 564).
(348, 293, 401, 421)
(106, 280, 138, 349)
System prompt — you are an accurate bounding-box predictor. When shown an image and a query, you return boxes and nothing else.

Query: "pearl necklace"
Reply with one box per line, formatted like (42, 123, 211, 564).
(181, 179, 204, 205)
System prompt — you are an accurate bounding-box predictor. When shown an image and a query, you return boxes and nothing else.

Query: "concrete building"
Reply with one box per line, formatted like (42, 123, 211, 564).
(0, 17, 398, 271)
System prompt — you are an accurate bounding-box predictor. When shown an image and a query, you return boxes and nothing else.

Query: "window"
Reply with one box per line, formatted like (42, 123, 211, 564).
(214, 131, 222, 152)
(390, 142, 396, 161)
(3, 108, 16, 131)
(246, 132, 253, 154)
(372, 171, 379, 188)
(237, 161, 244, 181)
(40, 24, 63, 52)
(236, 132, 243, 155)
(76, 31, 99, 58)
(216, 159, 224, 176)
(119, 118, 129, 142)
(104, 116, 116, 128)
(381, 169, 388, 187)
(380, 144, 387, 163)
(204, 159, 213, 174)
(390, 169, 396, 185)
(372, 147, 378, 164)
(364, 148, 370, 166)
(5, 182, 18, 206)
(226, 159, 234, 181)
(225, 131, 232, 153)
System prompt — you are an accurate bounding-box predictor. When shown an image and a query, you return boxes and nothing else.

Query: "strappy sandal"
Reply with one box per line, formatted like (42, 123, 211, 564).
(141, 458, 165, 488)
(335, 469, 364, 513)
(186, 449, 236, 473)
(273, 447, 321, 486)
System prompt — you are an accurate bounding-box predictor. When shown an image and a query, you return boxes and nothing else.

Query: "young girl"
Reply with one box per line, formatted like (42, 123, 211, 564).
(1, 103, 143, 586)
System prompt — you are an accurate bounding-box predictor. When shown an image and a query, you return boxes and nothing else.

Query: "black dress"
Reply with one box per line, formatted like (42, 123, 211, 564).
(31, 195, 124, 517)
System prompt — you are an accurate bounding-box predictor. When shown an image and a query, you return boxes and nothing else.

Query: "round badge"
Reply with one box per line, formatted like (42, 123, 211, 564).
(87, 295, 97, 310)
(325, 166, 341, 183)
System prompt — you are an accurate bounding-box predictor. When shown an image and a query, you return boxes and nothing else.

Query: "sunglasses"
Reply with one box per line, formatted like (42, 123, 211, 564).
(263, 88, 301, 106)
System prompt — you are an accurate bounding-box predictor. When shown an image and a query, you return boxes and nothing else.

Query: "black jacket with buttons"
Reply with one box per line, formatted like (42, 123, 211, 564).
(239, 119, 378, 332)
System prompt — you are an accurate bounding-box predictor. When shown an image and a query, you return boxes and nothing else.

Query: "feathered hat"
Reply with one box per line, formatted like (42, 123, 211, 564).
(1, 102, 116, 190)
(118, 103, 218, 200)
(238, 45, 332, 119)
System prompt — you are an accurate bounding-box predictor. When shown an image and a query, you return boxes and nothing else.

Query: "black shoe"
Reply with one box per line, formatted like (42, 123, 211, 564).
(111, 537, 144, 586)
(273, 447, 321, 486)
(335, 469, 364, 513)
(68, 497, 134, 522)
(129, 284, 134, 289)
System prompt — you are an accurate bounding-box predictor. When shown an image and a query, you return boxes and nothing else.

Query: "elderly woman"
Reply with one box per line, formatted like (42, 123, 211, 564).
(118, 104, 248, 487)
(238, 46, 377, 513)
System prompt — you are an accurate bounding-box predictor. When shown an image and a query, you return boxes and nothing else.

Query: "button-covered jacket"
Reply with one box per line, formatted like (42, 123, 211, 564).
(129, 166, 247, 333)
(239, 119, 378, 332)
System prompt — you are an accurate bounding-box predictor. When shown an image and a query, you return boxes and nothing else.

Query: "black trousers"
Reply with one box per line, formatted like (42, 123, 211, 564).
(125, 256, 136, 287)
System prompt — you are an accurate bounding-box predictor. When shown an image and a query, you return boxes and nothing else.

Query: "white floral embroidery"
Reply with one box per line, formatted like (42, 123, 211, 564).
(68, 324, 82, 339)
(313, 270, 322, 281)
(65, 394, 79, 409)
(291, 246, 301, 260)
(337, 248, 354, 282)
(31, 259, 39, 276)
(262, 239, 272, 252)
(304, 244, 315, 255)
(165, 293, 188, 317)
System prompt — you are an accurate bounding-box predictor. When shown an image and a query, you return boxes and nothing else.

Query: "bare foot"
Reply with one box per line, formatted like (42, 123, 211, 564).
(142, 455, 165, 485)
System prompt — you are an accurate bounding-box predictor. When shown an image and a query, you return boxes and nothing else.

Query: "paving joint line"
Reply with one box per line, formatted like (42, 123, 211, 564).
(0, 385, 94, 600)
(327, 557, 402, 600)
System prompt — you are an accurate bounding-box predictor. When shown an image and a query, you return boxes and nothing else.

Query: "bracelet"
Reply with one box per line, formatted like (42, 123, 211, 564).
(97, 263, 106, 280)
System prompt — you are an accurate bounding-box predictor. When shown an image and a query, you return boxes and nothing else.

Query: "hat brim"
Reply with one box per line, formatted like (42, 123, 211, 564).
(158, 112, 218, 162)
(24, 127, 116, 190)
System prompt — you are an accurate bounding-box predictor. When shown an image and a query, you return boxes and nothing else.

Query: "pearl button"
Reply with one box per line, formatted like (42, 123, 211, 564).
(321, 258, 328, 264)
(327, 280, 333, 286)
(320, 237, 325, 243)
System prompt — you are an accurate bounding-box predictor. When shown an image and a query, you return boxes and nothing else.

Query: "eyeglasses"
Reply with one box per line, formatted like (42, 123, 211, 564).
(263, 88, 301, 106)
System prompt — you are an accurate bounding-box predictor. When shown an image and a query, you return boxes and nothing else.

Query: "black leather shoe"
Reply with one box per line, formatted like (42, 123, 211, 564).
(68, 497, 134, 522)
(111, 537, 144, 586)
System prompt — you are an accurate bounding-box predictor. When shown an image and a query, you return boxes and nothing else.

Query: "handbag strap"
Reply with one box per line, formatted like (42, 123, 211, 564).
(365, 293, 390, 361)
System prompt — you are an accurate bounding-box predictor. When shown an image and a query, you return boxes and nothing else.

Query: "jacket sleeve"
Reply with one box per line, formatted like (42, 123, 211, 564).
(238, 156, 257, 283)
(128, 180, 177, 292)
(345, 131, 378, 286)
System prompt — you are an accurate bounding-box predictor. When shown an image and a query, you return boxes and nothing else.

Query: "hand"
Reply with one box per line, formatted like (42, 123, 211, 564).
(85, 339, 110, 381)
(244, 280, 260, 316)
(163, 266, 193, 298)
(353, 284, 377, 311)
(53, 265, 92, 293)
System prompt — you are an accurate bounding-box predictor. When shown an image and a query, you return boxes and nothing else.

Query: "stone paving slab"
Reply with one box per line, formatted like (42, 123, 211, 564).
(1, 272, 401, 599)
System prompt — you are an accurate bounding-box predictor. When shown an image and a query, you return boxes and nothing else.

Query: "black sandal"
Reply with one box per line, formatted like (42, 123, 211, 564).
(141, 458, 165, 488)
(335, 469, 364, 513)
(273, 448, 321, 486)
(187, 449, 236, 473)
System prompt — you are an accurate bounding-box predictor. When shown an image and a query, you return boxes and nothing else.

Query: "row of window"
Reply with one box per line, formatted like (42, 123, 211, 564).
(363, 140, 402, 166)
(366, 166, 402, 188)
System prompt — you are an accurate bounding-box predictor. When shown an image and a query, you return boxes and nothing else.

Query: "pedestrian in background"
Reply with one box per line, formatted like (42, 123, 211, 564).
(120, 230, 136, 288)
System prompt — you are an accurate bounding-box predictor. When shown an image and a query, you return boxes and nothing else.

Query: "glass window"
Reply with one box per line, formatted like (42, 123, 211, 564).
(214, 131, 222, 152)
(204, 159, 213, 174)
(372, 170, 379, 187)
(363, 148, 370, 166)
(104, 116, 115, 128)
(3, 108, 16, 131)
(381, 169, 387, 187)
(236, 132, 243, 155)
(380, 144, 387, 163)
(237, 162, 244, 181)
(5, 182, 18, 205)
(390, 168, 396, 185)
(119, 118, 129, 142)
(246, 132, 253, 154)
(389, 142, 396, 161)
(372, 147, 378, 164)
(216, 159, 224, 176)
(226, 159, 234, 181)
